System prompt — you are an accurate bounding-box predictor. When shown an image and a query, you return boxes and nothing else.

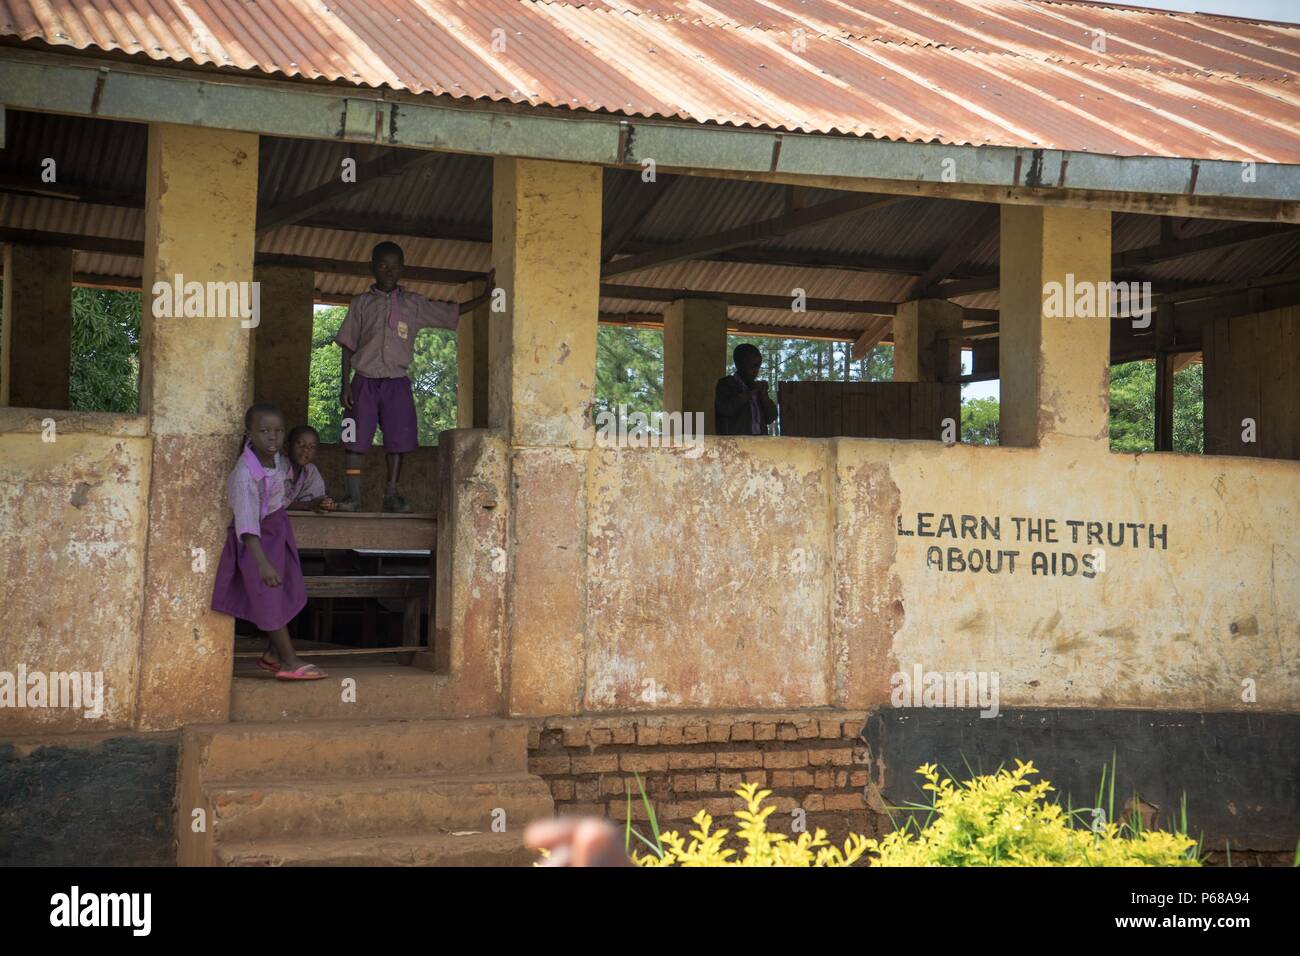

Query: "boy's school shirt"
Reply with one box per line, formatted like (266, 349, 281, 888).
(285, 462, 327, 503)
(228, 448, 292, 538)
(334, 284, 459, 379)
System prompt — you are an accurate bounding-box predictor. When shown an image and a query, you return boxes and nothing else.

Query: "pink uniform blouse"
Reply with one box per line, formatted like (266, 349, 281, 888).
(227, 448, 291, 538)
(286, 462, 326, 503)
(334, 284, 459, 379)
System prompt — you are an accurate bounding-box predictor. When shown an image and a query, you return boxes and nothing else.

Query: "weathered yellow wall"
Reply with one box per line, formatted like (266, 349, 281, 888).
(586, 439, 833, 710)
(566, 436, 1300, 715)
(0, 417, 151, 733)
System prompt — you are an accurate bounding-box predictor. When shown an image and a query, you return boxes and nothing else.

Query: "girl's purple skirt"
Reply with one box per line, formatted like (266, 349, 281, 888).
(211, 506, 307, 631)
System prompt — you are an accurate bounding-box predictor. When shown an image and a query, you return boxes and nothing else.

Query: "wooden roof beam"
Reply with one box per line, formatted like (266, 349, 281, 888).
(256, 150, 441, 235)
(601, 193, 911, 279)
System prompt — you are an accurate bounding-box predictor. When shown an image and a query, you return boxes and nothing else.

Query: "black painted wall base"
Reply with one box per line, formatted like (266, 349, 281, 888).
(0, 733, 178, 866)
(862, 708, 1299, 853)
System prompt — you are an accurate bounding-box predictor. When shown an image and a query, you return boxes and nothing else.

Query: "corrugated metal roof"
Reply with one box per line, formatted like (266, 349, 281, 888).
(1, 0, 1297, 162)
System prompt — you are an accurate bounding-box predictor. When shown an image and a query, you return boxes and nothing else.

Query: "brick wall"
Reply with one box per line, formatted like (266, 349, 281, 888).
(527, 710, 883, 847)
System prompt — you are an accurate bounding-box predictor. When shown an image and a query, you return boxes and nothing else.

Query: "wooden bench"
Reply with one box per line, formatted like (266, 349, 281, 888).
(302, 574, 427, 650)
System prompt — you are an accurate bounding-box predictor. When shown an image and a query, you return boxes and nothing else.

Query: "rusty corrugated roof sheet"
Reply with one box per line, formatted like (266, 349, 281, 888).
(1, 0, 1297, 163)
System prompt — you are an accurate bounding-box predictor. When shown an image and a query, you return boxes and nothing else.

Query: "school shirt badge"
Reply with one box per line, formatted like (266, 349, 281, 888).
(397, 320, 409, 340)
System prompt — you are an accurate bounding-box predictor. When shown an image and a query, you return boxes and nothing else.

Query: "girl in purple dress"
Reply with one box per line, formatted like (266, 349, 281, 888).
(211, 403, 326, 681)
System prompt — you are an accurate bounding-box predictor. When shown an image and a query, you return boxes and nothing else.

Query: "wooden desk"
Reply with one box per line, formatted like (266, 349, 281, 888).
(288, 512, 438, 654)
(289, 511, 437, 550)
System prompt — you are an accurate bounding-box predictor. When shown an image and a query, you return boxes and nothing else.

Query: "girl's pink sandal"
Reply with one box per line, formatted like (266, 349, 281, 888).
(257, 655, 279, 674)
(275, 663, 328, 681)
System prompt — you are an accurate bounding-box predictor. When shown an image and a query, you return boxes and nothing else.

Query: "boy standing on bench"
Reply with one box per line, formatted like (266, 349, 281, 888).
(334, 241, 460, 513)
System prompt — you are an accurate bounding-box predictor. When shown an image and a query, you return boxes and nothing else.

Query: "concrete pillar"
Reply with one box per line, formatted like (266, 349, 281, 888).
(489, 157, 600, 448)
(456, 280, 490, 429)
(663, 297, 728, 434)
(137, 124, 259, 730)
(892, 299, 963, 383)
(491, 157, 601, 716)
(999, 205, 1111, 447)
(252, 264, 314, 427)
(1, 243, 73, 409)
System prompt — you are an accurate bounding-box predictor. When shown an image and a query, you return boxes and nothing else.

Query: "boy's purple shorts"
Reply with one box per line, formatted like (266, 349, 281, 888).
(344, 374, 419, 454)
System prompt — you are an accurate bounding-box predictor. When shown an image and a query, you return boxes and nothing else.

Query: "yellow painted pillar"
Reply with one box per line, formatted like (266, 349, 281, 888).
(1, 243, 73, 409)
(663, 297, 728, 434)
(491, 157, 601, 716)
(456, 280, 490, 429)
(999, 205, 1111, 447)
(136, 123, 259, 730)
(252, 264, 314, 428)
(490, 157, 600, 447)
(892, 299, 962, 383)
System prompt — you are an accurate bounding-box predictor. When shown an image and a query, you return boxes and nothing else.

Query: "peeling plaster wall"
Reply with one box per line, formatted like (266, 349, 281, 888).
(586, 439, 834, 711)
(0, 426, 151, 733)
(578, 436, 1299, 715)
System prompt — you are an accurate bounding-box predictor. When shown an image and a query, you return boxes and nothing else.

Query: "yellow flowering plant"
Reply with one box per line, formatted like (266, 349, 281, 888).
(863, 760, 1201, 867)
(629, 780, 870, 867)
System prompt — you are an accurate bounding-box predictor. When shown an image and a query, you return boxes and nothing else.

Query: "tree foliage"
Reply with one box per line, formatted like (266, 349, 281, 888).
(69, 288, 141, 413)
(1109, 359, 1204, 454)
(961, 395, 1000, 446)
(594, 326, 663, 420)
(727, 335, 893, 387)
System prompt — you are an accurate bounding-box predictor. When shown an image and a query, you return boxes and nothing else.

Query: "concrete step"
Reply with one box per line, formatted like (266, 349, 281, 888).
(183, 718, 529, 780)
(206, 771, 553, 844)
(230, 665, 450, 721)
(214, 829, 538, 867)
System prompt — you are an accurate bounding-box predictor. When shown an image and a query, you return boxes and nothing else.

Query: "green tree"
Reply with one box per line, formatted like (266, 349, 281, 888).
(68, 288, 141, 413)
(726, 335, 893, 385)
(1109, 360, 1156, 453)
(1171, 362, 1204, 454)
(961, 395, 999, 445)
(594, 326, 663, 422)
(307, 307, 345, 442)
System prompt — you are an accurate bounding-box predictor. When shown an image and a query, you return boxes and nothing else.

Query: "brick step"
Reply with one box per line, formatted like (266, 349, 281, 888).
(205, 772, 553, 844)
(182, 718, 529, 780)
(230, 665, 451, 722)
(214, 829, 538, 867)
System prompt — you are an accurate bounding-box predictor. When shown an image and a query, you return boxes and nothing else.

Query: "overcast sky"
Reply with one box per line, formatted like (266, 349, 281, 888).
(1123, 0, 1298, 22)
